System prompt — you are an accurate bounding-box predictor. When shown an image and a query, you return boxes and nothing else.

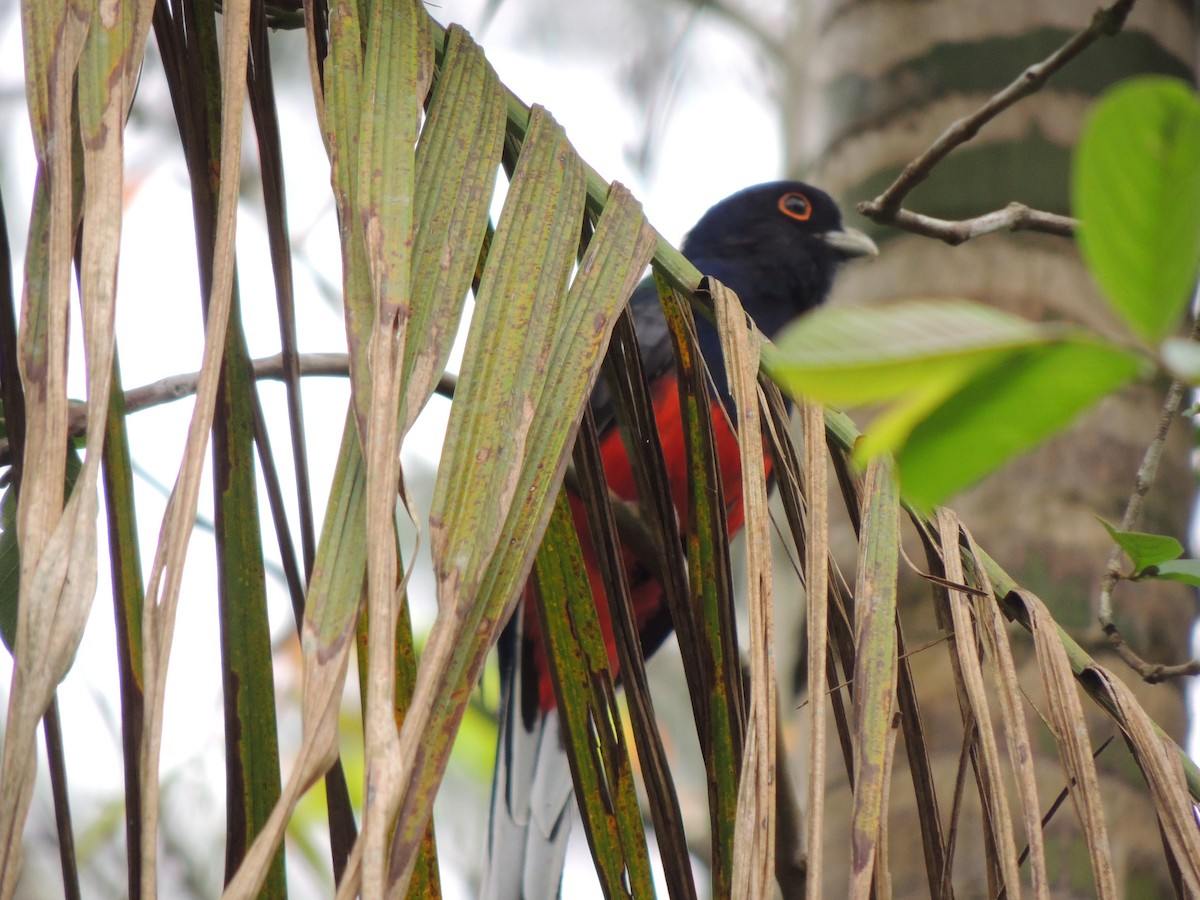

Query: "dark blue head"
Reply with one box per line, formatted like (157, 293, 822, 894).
(587, 182, 874, 433)
(681, 181, 876, 402)
(683, 180, 876, 341)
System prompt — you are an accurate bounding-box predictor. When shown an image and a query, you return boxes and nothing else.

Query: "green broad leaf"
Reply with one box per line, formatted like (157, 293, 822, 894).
(893, 338, 1143, 512)
(1073, 77, 1200, 342)
(1146, 559, 1200, 587)
(764, 299, 1046, 408)
(1099, 520, 1185, 572)
(766, 299, 1146, 510)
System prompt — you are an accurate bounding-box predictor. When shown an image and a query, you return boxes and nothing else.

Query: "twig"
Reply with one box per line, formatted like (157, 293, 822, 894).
(0, 352, 456, 465)
(125, 351, 352, 413)
(877, 204, 1076, 247)
(1, 353, 678, 585)
(858, 0, 1137, 242)
(1098, 311, 1200, 683)
(997, 735, 1116, 900)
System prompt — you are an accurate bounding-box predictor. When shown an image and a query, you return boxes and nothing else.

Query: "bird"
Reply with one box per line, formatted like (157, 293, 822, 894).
(481, 181, 877, 899)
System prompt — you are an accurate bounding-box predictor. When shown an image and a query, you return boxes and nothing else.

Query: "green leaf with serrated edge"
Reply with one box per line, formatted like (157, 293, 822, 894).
(1099, 519, 1184, 572)
(1073, 77, 1200, 341)
(1146, 560, 1200, 587)
(893, 338, 1143, 512)
(764, 299, 1046, 407)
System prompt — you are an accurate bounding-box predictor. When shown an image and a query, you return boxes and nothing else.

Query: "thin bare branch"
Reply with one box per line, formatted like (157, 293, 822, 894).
(43, 699, 80, 900)
(874, 204, 1075, 246)
(15, 351, 682, 616)
(13, 353, 344, 455)
(0, 354, 454, 473)
(9, 353, 452, 458)
(1098, 312, 1200, 682)
(859, 0, 1136, 240)
(126, 352, 352, 410)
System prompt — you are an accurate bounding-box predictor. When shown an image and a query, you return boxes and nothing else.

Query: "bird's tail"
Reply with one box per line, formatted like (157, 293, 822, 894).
(481, 604, 576, 900)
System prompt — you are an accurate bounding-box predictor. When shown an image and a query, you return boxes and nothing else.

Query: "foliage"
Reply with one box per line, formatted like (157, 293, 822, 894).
(1074, 78, 1200, 343)
(0, 3, 1199, 899)
(1101, 520, 1200, 587)
(768, 76, 1200, 512)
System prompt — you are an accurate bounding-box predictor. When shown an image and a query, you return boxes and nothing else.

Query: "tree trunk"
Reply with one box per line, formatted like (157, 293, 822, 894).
(789, 2, 1198, 895)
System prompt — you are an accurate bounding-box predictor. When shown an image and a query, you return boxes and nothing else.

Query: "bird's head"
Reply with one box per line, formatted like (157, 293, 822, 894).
(682, 180, 877, 338)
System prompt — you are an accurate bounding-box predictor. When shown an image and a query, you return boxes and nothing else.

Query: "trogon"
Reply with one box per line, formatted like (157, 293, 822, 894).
(482, 181, 877, 899)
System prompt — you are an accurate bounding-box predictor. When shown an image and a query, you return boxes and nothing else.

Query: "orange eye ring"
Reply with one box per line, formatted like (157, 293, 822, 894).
(778, 192, 812, 221)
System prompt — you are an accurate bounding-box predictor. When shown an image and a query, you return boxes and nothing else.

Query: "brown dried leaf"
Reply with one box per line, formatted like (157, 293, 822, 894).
(1009, 589, 1116, 899)
(848, 456, 900, 899)
(712, 281, 776, 899)
(961, 529, 1048, 898)
(1082, 665, 1200, 893)
(936, 509, 1021, 898)
(801, 399, 830, 899)
(137, 0, 252, 892)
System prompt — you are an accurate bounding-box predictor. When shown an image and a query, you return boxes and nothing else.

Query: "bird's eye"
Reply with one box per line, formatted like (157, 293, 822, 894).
(778, 192, 811, 221)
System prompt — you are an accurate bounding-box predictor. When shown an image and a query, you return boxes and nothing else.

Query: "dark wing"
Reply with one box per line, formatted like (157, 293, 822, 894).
(588, 275, 676, 437)
(481, 274, 682, 899)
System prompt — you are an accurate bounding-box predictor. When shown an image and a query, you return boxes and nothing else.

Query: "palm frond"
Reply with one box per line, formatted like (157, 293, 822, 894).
(1, 3, 1198, 899)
